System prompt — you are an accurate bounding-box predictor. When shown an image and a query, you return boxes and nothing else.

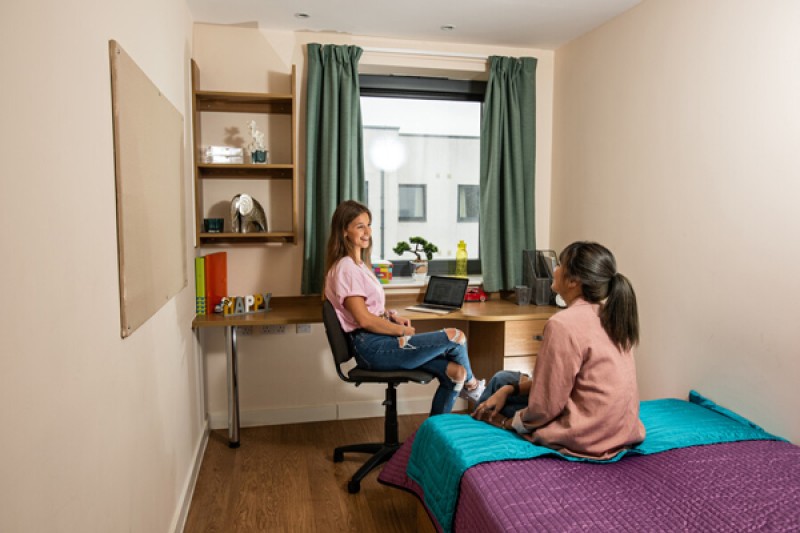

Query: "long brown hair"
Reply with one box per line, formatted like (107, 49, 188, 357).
(559, 241, 639, 352)
(324, 200, 373, 276)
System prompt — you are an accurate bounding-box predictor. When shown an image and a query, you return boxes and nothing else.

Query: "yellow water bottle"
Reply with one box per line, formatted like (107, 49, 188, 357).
(455, 240, 468, 277)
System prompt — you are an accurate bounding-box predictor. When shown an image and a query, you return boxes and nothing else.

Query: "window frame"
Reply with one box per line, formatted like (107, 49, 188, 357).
(457, 184, 480, 223)
(398, 184, 427, 222)
(359, 75, 486, 103)
(360, 74, 486, 276)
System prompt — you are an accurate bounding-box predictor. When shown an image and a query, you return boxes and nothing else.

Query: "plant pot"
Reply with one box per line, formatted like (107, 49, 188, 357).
(251, 150, 268, 164)
(410, 260, 428, 281)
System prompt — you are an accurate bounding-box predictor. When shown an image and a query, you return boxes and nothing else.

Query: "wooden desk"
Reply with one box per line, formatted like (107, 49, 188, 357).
(193, 295, 558, 447)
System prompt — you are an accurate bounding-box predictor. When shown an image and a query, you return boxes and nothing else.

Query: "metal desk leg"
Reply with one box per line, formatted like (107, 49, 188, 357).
(225, 325, 240, 448)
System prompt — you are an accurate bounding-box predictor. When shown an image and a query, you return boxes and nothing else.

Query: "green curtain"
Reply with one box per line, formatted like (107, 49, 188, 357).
(479, 56, 537, 292)
(301, 43, 365, 294)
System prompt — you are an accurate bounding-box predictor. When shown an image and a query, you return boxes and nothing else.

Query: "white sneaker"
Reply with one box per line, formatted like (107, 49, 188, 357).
(459, 379, 486, 403)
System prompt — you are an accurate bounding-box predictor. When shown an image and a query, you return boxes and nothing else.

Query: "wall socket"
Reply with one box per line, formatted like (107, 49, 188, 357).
(261, 325, 286, 335)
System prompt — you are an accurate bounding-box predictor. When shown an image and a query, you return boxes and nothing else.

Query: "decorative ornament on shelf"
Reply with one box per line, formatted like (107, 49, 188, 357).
(393, 236, 439, 281)
(231, 193, 267, 233)
(372, 260, 393, 285)
(246, 120, 268, 164)
(220, 292, 272, 316)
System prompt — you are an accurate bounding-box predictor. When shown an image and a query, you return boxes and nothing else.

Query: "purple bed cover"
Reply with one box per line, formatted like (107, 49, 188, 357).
(379, 433, 800, 532)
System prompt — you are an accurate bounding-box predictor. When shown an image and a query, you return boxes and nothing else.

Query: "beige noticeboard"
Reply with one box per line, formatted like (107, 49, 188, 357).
(109, 40, 187, 338)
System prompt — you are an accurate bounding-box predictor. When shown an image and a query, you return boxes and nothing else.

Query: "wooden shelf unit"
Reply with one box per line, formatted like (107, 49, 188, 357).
(191, 61, 298, 246)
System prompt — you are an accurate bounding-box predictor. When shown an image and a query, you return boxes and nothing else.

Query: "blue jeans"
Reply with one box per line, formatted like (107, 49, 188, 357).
(350, 329, 474, 416)
(476, 370, 530, 419)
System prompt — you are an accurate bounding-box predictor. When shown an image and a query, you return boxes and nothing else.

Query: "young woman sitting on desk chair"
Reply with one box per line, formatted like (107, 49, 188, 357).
(323, 200, 485, 415)
(472, 241, 646, 460)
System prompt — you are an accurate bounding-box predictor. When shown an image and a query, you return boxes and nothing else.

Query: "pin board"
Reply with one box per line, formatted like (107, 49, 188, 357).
(109, 40, 187, 338)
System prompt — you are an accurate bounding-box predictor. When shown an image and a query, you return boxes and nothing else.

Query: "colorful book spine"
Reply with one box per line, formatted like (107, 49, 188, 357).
(194, 256, 206, 315)
(204, 251, 228, 314)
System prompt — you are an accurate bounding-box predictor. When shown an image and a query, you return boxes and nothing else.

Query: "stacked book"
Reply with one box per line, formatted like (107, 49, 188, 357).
(194, 251, 228, 314)
(201, 145, 243, 164)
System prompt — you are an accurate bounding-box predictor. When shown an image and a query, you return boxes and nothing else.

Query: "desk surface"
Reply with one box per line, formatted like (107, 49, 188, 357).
(192, 295, 559, 328)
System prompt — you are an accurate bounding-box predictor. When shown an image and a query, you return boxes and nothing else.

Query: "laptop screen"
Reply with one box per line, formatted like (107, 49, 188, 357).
(424, 276, 469, 307)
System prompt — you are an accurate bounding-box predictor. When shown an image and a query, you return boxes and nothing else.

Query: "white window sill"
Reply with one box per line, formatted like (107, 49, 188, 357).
(383, 275, 483, 290)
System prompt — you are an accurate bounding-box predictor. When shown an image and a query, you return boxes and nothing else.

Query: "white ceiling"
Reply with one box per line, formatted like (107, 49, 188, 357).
(186, 0, 642, 50)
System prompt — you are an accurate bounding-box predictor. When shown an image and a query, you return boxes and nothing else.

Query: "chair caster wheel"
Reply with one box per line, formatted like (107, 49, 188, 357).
(347, 480, 360, 494)
(333, 450, 344, 462)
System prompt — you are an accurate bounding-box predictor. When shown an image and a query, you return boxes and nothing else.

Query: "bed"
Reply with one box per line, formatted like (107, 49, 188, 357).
(378, 392, 800, 532)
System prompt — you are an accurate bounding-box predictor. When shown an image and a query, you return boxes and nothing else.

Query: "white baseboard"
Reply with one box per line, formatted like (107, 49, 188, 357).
(207, 398, 467, 430)
(209, 404, 338, 430)
(173, 417, 209, 533)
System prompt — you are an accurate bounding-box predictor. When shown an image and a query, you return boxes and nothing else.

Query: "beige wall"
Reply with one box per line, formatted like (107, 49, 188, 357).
(192, 25, 555, 427)
(0, 0, 202, 532)
(552, 0, 800, 442)
(9, 2, 794, 528)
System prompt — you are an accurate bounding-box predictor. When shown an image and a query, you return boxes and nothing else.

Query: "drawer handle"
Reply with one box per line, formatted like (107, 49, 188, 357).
(533, 335, 544, 341)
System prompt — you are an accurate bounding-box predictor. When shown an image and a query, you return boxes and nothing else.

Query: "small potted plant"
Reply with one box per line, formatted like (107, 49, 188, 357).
(393, 236, 439, 280)
(247, 120, 267, 163)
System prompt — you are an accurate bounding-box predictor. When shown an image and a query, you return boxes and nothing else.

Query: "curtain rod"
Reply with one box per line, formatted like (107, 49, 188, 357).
(362, 47, 488, 61)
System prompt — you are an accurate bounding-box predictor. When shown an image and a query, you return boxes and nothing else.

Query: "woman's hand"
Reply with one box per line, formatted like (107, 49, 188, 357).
(389, 311, 414, 337)
(345, 299, 413, 337)
(478, 412, 510, 430)
(386, 310, 412, 327)
(399, 325, 416, 337)
(471, 387, 510, 424)
(398, 318, 415, 336)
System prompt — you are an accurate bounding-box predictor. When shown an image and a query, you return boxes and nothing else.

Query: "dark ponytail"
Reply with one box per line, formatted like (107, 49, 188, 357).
(559, 242, 639, 352)
(602, 272, 639, 352)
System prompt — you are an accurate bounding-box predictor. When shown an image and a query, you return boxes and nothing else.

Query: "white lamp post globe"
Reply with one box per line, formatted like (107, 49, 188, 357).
(369, 135, 406, 261)
(369, 135, 406, 172)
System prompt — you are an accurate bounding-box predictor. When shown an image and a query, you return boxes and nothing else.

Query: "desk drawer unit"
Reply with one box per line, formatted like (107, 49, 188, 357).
(503, 319, 546, 375)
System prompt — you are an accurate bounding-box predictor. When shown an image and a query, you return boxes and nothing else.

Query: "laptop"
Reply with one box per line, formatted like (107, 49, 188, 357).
(406, 276, 470, 315)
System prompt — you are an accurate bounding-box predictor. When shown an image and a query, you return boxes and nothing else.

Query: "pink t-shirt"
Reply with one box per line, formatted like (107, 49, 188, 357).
(324, 256, 386, 332)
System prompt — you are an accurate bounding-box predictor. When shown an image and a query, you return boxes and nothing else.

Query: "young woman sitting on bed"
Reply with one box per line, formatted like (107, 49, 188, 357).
(472, 241, 646, 460)
(323, 200, 485, 415)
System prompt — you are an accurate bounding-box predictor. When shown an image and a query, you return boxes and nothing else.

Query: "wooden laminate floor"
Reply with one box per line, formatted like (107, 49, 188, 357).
(184, 414, 430, 533)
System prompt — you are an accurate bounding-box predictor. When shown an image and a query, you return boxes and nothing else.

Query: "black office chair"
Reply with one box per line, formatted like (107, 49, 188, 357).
(322, 299, 434, 494)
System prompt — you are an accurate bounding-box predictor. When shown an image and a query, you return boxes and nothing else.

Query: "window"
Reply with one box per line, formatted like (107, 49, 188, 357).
(457, 185, 480, 222)
(398, 184, 426, 221)
(360, 75, 486, 268)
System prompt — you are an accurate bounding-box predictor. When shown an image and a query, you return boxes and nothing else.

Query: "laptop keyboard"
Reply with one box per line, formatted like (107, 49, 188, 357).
(417, 303, 457, 310)
(406, 303, 459, 314)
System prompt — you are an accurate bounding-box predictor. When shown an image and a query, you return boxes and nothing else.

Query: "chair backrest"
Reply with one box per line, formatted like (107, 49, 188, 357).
(322, 300, 355, 380)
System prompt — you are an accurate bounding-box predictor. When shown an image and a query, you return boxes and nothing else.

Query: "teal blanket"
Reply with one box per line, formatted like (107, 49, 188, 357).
(406, 391, 785, 533)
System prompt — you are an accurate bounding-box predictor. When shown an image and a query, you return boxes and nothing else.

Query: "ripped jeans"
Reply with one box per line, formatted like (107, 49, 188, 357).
(476, 370, 530, 419)
(350, 329, 474, 416)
